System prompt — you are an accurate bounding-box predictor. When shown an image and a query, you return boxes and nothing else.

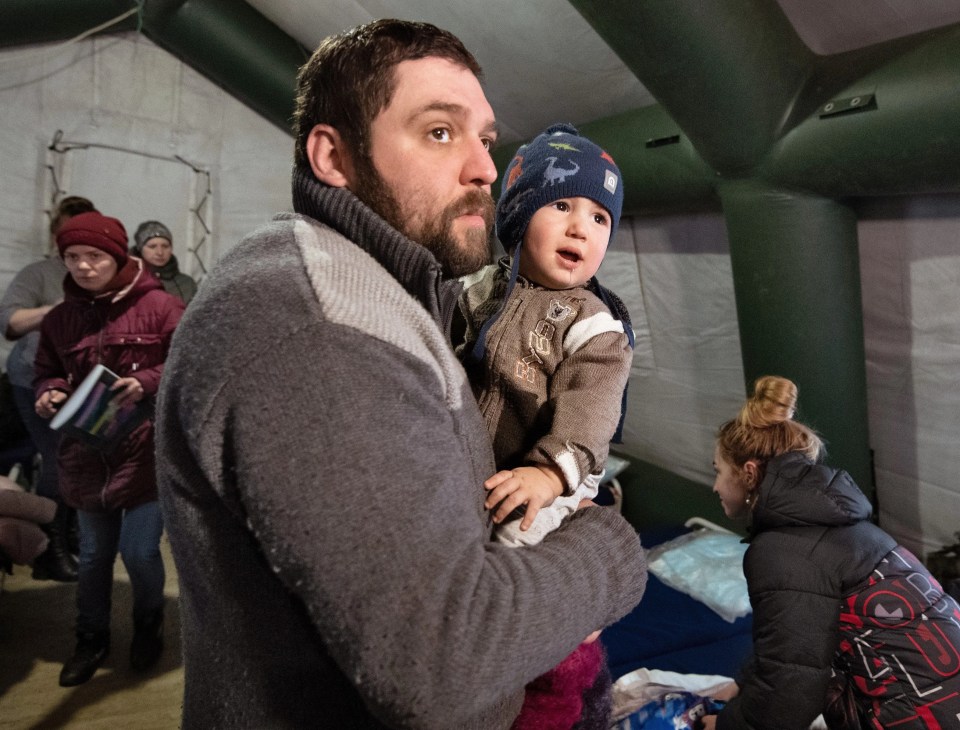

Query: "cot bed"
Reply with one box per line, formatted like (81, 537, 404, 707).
(596, 517, 754, 726)
(601, 519, 754, 684)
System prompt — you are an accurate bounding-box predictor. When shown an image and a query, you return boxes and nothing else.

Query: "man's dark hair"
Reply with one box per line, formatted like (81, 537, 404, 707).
(292, 18, 483, 174)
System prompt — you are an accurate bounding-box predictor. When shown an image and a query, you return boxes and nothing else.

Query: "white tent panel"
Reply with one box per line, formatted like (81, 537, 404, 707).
(599, 214, 745, 487)
(48, 145, 207, 277)
(859, 199, 960, 557)
(597, 227, 652, 372)
(602, 201, 960, 559)
(0, 31, 293, 367)
(248, 0, 655, 145)
(0, 44, 51, 264)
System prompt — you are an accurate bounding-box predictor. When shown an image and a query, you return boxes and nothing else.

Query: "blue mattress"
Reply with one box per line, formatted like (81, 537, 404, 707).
(601, 527, 753, 680)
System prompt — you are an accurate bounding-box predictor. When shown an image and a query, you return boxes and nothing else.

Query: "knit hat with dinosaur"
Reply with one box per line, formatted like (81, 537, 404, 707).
(495, 122, 623, 252)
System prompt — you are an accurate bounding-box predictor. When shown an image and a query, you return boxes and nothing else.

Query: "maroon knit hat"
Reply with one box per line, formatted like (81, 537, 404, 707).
(56, 211, 128, 265)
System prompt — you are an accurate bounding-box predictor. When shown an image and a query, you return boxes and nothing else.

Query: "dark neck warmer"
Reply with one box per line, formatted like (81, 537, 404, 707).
(291, 166, 462, 332)
(152, 254, 181, 280)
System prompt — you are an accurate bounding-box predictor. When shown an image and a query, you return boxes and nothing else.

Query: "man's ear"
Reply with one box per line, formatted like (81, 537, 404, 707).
(306, 124, 353, 188)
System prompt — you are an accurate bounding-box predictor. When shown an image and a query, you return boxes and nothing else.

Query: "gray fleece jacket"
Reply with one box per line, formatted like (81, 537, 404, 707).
(156, 168, 647, 729)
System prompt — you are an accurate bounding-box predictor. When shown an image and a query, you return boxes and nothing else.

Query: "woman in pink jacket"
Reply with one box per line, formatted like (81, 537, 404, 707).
(34, 211, 184, 687)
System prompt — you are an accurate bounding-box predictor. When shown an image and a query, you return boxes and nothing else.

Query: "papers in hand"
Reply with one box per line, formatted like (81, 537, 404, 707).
(49, 364, 149, 451)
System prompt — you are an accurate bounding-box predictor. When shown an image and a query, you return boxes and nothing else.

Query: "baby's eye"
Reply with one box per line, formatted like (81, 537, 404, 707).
(593, 212, 610, 226)
(552, 201, 570, 212)
(430, 128, 451, 143)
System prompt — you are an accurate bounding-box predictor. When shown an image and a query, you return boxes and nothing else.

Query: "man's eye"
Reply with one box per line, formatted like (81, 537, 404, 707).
(431, 128, 451, 143)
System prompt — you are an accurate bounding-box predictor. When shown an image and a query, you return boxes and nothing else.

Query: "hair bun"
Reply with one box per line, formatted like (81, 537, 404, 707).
(741, 375, 797, 428)
(719, 375, 823, 465)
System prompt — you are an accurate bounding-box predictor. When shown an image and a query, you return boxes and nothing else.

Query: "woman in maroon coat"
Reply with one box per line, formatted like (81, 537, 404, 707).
(34, 211, 184, 687)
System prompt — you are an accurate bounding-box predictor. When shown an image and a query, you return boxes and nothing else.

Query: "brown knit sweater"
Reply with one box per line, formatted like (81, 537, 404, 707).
(458, 260, 633, 494)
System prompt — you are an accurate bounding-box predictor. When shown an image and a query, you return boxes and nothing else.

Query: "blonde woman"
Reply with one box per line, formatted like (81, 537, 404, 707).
(702, 376, 960, 730)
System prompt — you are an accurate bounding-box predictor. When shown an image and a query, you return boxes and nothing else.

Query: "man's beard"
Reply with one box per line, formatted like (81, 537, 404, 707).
(352, 156, 494, 278)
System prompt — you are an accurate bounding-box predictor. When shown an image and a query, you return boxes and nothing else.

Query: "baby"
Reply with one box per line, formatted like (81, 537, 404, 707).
(459, 122, 634, 547)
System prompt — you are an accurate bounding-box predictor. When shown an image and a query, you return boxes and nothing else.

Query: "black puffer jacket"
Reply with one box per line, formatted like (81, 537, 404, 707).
(718, 452, 960, 729)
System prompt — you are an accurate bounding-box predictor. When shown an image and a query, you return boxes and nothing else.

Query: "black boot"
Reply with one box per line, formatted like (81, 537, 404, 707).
(32, 503, 79, 582)
(130, 609, 164, 671)
(59, 631, 110, 687)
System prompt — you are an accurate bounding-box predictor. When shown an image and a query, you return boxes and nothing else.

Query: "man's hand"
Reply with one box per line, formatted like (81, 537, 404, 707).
(700, 716, 717, 730)
(484, 464, 565, 531)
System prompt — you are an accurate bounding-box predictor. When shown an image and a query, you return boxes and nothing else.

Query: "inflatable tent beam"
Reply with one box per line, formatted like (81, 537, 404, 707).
(140, 0, 307, 131)
(762, 27, 960, 197)
(0, 0, 138, 48)
(720, 182, 869, 486)
(0, 0, 307, 133)
(570, 0, 815, 176)
(567, 0, 960, 494)
(570, 0, 960, 196)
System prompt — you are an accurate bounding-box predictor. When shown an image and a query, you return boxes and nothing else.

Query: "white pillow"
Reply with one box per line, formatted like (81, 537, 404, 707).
(647, 528, 751, 623)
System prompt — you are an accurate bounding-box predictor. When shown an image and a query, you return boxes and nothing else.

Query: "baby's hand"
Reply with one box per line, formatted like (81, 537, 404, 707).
(484, 465, 565, 531)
